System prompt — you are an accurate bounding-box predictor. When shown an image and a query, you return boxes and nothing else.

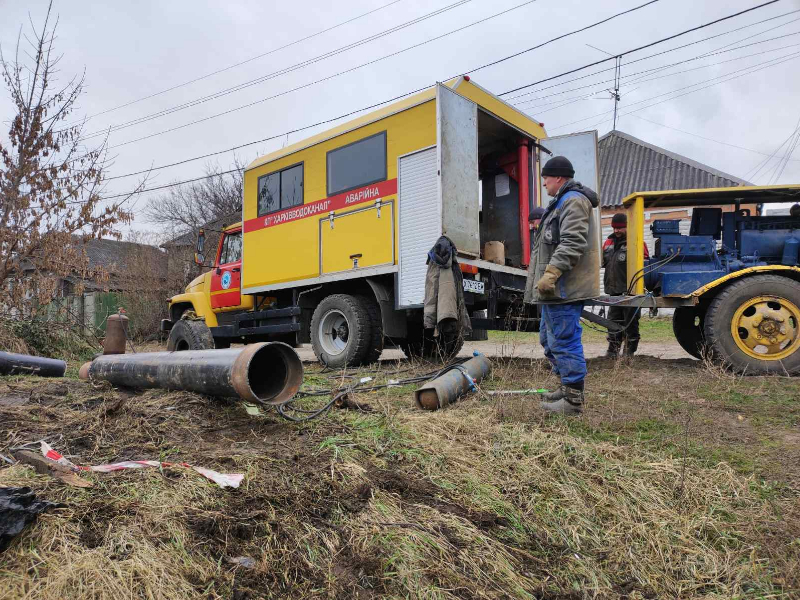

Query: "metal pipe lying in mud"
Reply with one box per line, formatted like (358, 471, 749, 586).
(80, 342, 303, 404)
(0, 351, 66, 378)
(414, 354, 492, 411)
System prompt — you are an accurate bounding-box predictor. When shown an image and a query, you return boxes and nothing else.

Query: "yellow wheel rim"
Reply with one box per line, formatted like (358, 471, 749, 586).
(730, 295, 800, 361)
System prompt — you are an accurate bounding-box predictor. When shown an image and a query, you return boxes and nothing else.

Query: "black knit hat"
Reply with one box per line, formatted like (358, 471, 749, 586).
(541, 155, 574, 178)
(611, 212, 627, 229)
(529, 207, 546, 221)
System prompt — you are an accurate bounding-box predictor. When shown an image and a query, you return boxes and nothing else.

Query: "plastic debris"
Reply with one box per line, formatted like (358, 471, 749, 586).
(38, 442, 244, 489)
(229, 556, 256, 568)
(0, 487, 64, 553)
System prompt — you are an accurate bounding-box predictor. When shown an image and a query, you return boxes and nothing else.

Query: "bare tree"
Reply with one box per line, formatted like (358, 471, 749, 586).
(144, 160, 244, 243)
(0, 2, 140, 313)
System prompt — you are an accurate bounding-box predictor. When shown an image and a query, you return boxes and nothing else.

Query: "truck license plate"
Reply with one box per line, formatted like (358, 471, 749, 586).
(463, 279, 485, 294)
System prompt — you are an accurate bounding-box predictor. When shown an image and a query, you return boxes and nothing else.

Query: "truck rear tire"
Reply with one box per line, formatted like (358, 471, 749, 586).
(356, 295, 384, 364)
(703, 275, 800, 375)
(672, 306, 706, 359)
(167, 319, 215, 351)
(310, 294, 374, 368)
(400, 327, 464, 362)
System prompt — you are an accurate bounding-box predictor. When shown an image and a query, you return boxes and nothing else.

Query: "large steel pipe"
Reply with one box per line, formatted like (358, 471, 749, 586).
(0, 351, 66, 377)
(414, 354, 492, 410)
(86, 342, 302, 404)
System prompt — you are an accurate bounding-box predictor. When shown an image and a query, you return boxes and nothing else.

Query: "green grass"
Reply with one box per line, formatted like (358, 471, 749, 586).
(488, 316, 674, 343)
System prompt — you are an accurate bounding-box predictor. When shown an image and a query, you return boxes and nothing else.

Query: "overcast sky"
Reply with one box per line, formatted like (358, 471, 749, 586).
(2, 0, 800, 237)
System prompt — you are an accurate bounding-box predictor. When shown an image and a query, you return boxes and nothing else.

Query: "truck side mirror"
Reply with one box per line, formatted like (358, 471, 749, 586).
(194, 229, 206, 265)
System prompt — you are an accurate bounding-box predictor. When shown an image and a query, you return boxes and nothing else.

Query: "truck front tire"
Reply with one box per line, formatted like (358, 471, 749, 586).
(310, 294, 378, 368)
(167, 319, 215, 352)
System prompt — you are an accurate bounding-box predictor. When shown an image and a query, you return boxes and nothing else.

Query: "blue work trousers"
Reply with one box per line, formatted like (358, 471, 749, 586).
(539, 302, 587, 385)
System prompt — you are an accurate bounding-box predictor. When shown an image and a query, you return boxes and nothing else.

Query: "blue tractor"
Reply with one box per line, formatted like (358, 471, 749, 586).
(593, 185, 800, 375)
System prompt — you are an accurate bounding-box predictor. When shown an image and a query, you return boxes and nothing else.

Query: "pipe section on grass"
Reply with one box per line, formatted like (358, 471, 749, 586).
(414, 354, 492, 410)
(0, 351, 66, 377)
(87, 342, 303, 404)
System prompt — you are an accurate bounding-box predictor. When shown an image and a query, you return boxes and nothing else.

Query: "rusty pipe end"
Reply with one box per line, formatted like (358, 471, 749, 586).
(231, 342, 303, 405)
(415, 387, 441, 411)
(78, 361, 93, 380)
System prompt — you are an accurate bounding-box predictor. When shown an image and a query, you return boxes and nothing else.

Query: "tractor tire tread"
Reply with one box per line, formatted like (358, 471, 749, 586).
(704, 274, 800, 375)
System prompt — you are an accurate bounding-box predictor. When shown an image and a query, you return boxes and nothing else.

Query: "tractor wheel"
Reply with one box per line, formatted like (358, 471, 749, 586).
(356, 295, 384, 364)
(167, 319, 215, 351)
(703, 275, 800, 375)
(310, 294, 374, 368)
(672, 306, 706, 359)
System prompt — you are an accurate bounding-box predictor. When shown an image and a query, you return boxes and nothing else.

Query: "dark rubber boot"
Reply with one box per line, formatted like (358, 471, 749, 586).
(605, 341, 620, 359)
(540, 382, 584, 415)
(625, 339, 640, 356)
(541, 385, 567, 403)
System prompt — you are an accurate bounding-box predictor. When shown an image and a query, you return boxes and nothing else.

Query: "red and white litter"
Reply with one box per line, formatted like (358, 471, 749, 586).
(39, 442, 243, 489)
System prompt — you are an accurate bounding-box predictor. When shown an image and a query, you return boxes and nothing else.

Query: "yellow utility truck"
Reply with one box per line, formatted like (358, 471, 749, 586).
(163, 77, 589, 366)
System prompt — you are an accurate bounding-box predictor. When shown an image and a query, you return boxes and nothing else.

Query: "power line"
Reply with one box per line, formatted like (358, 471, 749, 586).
(65, 0, 407, 127)
(506, 7, 800, 102)
(553, 49, 800, 132)
(100, 1, 781, 197)
(106, 0, 544, 149)
(745, 126, 800, 180)
(81, 0, 475, 140)
(627, 113, 800, 162)
(513, 29, 800, 109)
(517, 38, 800, 121)
(499, 0, 781, 97)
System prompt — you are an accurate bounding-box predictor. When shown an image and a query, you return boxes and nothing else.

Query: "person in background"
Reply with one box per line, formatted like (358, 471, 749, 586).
(524, 156, 600, 415)
(529, 206, 546, 243)
(602, 212, 649, 358)
(790, 203, 800, 218)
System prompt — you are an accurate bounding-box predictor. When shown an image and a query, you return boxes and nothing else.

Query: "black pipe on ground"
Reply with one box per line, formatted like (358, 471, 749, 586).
(414, 354, 492, 410)
(83, 342, 303, 404)
(0, 352, 66, 378)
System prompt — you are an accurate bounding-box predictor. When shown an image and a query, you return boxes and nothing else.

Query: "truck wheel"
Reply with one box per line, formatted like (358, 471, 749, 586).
(167, 319, 215, 351)
(401, 327, 464, 362)
(356, 295, 384, 364)
(311, 294, 373, 368)
(672, 306, 706, 359)
(703, 275, 800, 375)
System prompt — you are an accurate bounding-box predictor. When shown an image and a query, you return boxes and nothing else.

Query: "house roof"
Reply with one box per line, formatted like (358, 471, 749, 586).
(82, 238, 164, 271)
(598, 130, 751, 208)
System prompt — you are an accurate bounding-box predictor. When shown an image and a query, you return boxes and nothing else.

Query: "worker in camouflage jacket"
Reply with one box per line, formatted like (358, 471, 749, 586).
(602, 212, 649, 358)
(524, 156, 600, 414)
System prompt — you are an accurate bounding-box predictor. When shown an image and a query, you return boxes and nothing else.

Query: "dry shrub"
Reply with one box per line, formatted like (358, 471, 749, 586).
(0, 317, 30, 354)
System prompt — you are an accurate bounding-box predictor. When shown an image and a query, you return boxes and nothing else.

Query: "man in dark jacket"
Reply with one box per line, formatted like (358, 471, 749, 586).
(602, 213, 649, 357)
(524, 156, 600, 414)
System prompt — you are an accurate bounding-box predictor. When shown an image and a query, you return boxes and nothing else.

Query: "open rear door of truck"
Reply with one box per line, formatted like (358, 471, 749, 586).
(436, 83, 479, 258)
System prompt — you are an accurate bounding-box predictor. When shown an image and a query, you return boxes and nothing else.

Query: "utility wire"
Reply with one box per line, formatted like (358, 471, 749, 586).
(505, 7, 800, 102)
(81, 0, 475, 139)
(500, 0, 781, 97)
(99, 1, 781, 198)
(64, 0, 407, 126)
(627, 113, 800, 162)
(549, 49, 800, 131)
(106, 0, 662, 149)
(745, 124, 800, 181)
(106, 0, 542, 149)
(513, 30, 800, 109)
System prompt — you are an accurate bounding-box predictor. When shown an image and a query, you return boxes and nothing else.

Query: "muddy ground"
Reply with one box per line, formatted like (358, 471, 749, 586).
(1, 326, 799, 599)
